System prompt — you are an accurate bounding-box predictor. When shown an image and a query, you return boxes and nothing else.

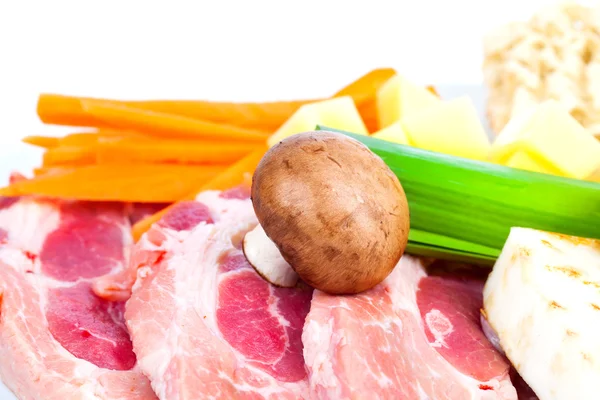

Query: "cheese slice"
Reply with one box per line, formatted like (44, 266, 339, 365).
(371, 121, 410, 145)
(267, 96, 367, 147)
(483, 227, 600, 400)
(376, 74, 440, 129)
(491, 100, 600, 180)
(400, 96, 491, 161)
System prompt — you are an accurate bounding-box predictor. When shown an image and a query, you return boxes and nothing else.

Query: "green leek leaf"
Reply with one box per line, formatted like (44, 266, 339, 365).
(316, 125, 600, 262)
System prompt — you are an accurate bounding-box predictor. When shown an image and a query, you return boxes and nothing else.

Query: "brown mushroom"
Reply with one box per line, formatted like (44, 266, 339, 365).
(245, 130, 410, 294)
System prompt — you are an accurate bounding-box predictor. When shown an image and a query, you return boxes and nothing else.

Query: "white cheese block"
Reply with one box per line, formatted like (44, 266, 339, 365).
(483, 227, 600, 400)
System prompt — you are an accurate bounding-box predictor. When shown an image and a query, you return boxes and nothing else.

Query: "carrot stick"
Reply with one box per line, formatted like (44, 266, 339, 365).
(334, 68, 397, 132)
(22, 135, 60, 149)
(37, 94, 315, 132)
(37, 69, 396, 135)
(33, 167, 74, 176)
(132, 147, 267, 241)
(59, 132, 105, 146)
(33, 167, 48, 176)
(80, 99, 269, 142)
(42, 146, 97, 166)
(0, 164, 226, 203)
(24, 130, 132, 150)
(96, 137, 260, 165)
(200, 146, 266, 191)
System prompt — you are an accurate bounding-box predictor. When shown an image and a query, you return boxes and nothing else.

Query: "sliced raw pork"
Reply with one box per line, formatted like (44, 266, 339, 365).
(125, 188, 312, 400)
(127, 203, 170, 225)
(303, 255, 518, 400)
(0, 197, 155, 400)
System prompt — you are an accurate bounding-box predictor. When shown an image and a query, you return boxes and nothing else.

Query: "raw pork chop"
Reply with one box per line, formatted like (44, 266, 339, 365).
(125, 188, 312, 400)
(0, 197, 155, 400)
(303, 255, 518, 400)
(127, 203, 170, 225)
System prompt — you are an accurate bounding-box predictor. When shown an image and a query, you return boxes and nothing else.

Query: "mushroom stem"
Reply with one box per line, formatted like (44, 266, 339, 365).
(242, 224, 299, 287)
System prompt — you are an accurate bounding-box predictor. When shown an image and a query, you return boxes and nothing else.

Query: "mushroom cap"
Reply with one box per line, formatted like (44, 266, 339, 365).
(251, 131, 410, 294)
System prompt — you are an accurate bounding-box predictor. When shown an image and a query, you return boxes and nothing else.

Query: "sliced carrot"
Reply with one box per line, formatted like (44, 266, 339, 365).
(334, 68, 397, 132)
(0, 164, 226, 203)
(24, 130, 133, 150)
(200, 146, 266, 191)
(125, 100, 313, 132)
(33, 167, 47, 176)
(59, 132, 103, 146)
(42, 146, 97, 166)
(37, 95, 99, 128)
(37, 70, 396, 135)
(23, 136, 60, 149)
(96, 137, 260, 165)
(60, 129, 145, 145)
(33, 167, 74, 177)
(79, 99, 269, 142)
(132, 147, 267, 241)
(37, 94, 315, 132)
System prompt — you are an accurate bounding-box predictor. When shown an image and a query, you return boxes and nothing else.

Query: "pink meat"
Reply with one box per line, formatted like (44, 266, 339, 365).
(0, 198, 156, 400)
(124, 189, 312, 399)
(302, 256, 518, 400)
(128, 203, 170, 225)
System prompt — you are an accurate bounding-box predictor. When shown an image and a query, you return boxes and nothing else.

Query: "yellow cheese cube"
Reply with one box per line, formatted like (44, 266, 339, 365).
(589, 167, 600, 182)
(491, 100, 600, 179)
(371, 121, 410, 145)
(400, 96, 491, 161)
(504, 151, 561, 176)
(376, 74, 440, 129)
(267, 96, 367, 147)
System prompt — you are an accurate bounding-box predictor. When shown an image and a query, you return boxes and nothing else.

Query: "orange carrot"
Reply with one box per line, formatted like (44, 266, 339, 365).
(37, 69, 397, 135)
(24, 130, 132, 150)
(0, 164, 226, 203)
(200, 146, 266, 191)
(59, 132, 104, 146)
(23, 136, 60, 149)
(334, 68, 397, 132)
(42, 146, 97, 166)
(37, 94, 315, 132)
(96, 137, 260, 165)
(33, 166, 74, 176)
(33, 167, 47, 176)
(132, 147, 267, 241)
(80, 99, 269, 142)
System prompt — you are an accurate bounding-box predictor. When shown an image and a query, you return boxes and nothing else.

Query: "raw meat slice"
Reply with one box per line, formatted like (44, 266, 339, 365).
(125, 189, 312, 400)
(127, 203, 170, 225)
(302, 255, 518, 400)
(0, 197, 156, 400)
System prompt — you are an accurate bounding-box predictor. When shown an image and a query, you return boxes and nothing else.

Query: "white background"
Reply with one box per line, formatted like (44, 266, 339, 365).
(0, 0, 584, 398)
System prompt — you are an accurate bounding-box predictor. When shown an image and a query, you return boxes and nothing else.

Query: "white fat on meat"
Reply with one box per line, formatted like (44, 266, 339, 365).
(125, 188, 312, 400)
(484, 227, 600, 400)
(303, 255, 517, 400)
(0, 198, 155, 400)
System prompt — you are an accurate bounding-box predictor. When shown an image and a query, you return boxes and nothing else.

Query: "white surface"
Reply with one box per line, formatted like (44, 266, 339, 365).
(0, 1, 577, 399)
